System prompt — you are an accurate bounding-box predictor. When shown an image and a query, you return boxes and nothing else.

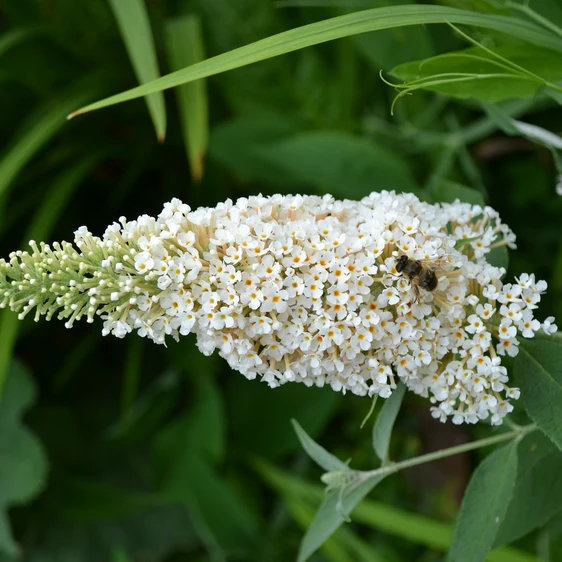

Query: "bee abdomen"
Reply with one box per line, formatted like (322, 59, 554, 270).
(419, 269, 438, 291)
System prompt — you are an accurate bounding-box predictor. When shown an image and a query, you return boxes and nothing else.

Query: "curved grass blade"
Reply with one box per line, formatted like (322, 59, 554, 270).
(0, 27, 40, 58)
(108, 0, 167, 141)
(0, 90, 92, 199)
(23, 155, 100, 244)
(69, 5, 562, 118)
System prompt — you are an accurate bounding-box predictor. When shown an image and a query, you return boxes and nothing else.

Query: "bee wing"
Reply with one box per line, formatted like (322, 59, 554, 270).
(422, 255, 454, 269)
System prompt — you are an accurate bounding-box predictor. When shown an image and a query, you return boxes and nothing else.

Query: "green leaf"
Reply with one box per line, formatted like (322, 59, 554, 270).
(447, 440, 519, 562)
(546, 88, 562, 106)
(353, 489, 538, 562)
(20, 505, 196, 562)
(455, 235, 484, 252)
(430, 179, 486, 206)
(255, 131, 419, 198)
(496, 433, 562, 546)
(0, 362, 47, 556)
(372, 382, 405, 464)
(482, 104, 520, 136)
(107, 0, 166, 140)
(108, 370, 182, 443)
(487, 245, 509, 271)
(285, 494, 387, 562)
(158, 453, 259, 553)
(69, 5, 562, 117)
(153, 374, 256, 554)
(208, 114, 299, 187)
(154, 376, 225, 466)
(391, 44, 562, 103)
(165, 15, 208, 182)
(484, 103, 562, 150)
(0, 367, 47, 506)
(55, 478, 154, 522)
(298, 474, 387, 562)
(515, 337, 562, 452)
(256, 458, 387, 562)
(292, 419, 349, 472)
(0, 515, 17, 559)
(257, 460, 539, 562)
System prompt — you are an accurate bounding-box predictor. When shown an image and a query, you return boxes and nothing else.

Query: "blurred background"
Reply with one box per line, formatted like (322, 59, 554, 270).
(0, 0, 561, 561)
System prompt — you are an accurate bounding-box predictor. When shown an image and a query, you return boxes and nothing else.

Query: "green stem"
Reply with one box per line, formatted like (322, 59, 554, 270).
(355, 423, 536, 484)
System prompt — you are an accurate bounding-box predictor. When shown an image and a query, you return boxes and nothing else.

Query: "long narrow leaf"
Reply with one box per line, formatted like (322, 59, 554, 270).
(298, 474, 387, 562)
(24, 156, 99, 244)
(0, 91, 91, 198)
(257, 460, 537, 562)
(372, 382, 405, 463)
(292, 419, 349, 472)
(108, 0, 167, 140)
(69, 5, 562, 117)
(165, 15, 208, 182)
(0, 27, 39, 57)
(287, 498, 386, 562)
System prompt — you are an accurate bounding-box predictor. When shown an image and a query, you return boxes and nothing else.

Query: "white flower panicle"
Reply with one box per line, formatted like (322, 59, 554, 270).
(0, 192, 556, 425)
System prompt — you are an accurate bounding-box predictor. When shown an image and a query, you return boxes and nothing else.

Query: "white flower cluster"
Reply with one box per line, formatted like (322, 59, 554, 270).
(0, 192, 556, 425)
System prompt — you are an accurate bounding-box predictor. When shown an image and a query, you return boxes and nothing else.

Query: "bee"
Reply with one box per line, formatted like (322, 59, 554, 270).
(395, 255, 439, 302)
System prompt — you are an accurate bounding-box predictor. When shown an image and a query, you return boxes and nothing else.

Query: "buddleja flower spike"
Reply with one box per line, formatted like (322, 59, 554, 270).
(0, 192, 556, 425)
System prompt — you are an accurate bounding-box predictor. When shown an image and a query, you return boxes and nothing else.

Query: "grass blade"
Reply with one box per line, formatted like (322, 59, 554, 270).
(0, 91, 92, 199)
(0, 27, 39, 57)
(165, 14, 209, 182)
(24, 156, 100, 244)
(108, 0, 167, 141)
(69, 5, 562, 118)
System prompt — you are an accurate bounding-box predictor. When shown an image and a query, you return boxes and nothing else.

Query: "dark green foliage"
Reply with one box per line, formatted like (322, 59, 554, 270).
(0, 0, 561, 560)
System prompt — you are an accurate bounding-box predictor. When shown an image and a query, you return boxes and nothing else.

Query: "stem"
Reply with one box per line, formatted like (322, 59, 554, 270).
(355, 423, 536, 484)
